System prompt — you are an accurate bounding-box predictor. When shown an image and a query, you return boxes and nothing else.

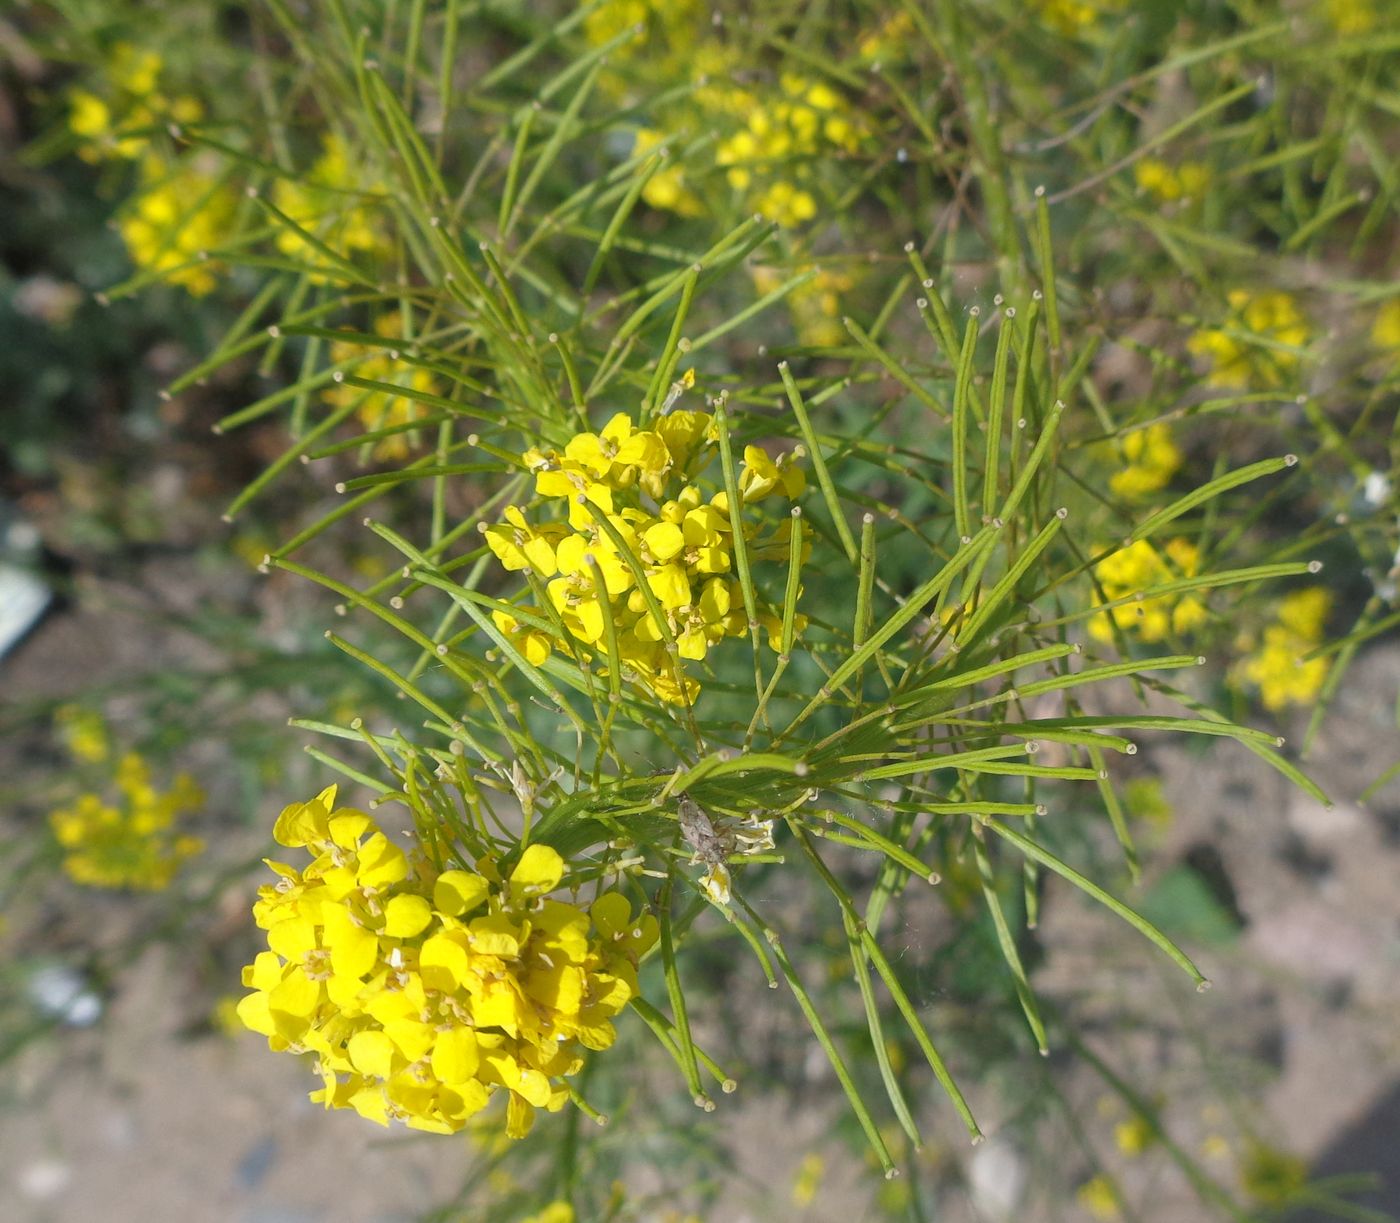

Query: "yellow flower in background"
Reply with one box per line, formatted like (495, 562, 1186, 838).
(751, 180, 818, 227)
(55, 704, 109, 764)
(272, 132, 390, 269)
(792, 1153, 825, 1207)
(49, 752, 204, 890)
(1089, 538, 1208, 644)
(237, 787, 653, 1138)
(1323, 0, 1376, 34)
(325, 314, 437, 459)
(1133, 158, 1210, 203)
(857, 11, 916, 62)
(1108, 423, 1182, 500)
(634, 129, 704, 217)
(67, 43, 204, 163)
(1188, 290, 1310, 389)
(1235, 588, 1331, 711)
(487, 411, 801, 704)
(521, 1204, 574, 1223)
(1371, 299, 1400, 353)
(213, 995, 246, 1038)
(1240, 1141, 1308, 1205)
(119, 155, 238, 296)
(1115, 1114, 1157, 1155)
(751, 264, 857, 348)
(1035, 0, 1126, 34)
(714, 72, 863, 227)
(1077, 1174, 1121, 1220)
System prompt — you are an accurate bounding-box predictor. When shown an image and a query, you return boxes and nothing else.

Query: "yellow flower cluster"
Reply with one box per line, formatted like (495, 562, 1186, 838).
(272, 133, 389, 268)
(49, 753, 204, 890)
(68, 44, 203, 163)
(1133, 158, 1210, 204)
(1108, 423, 1182, 500)
(857, 12, 916, 63)
(326, 314, 436, 459)
(751, 264, 856, 349)
(1234, 588, 1331, 711)
(484, 409, 804, 705)
(1088, 538, 1208, 645)
(237, 787, 654, 1137)
(583, 0, 702, 79)
(584, 4, 862, 228)
(715, 72, 863, 227)
(1188, 290, 1310, 389)
(1034, 0, 1126, 34)
(119, 154, 237, 296)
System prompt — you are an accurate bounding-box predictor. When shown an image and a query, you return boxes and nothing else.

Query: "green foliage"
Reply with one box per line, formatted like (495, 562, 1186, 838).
(7, 0, 1400, 1217)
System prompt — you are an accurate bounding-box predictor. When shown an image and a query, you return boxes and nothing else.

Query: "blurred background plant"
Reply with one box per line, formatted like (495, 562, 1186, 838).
(2, 0, 1398, 1220)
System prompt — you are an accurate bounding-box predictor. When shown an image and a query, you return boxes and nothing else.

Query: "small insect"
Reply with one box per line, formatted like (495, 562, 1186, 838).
(658, 366, 697, 415)
(677, 792, 732, 904)
(676, 792, 775, 905)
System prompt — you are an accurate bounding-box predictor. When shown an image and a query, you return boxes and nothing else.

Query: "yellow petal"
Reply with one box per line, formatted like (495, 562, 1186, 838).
(420, 932, 471, 990)
(434, 870, 489, 917)
(383, 893, 433, 938)
(236, 991, 276, 1036)
(509, 844, 564, 897)
(431, 1026, 481, 1084)
(647, 564, 691, 610)
(348, 1028, 398, 1079)
(589, 892, 632, 939)
(643, 520, 686, 562)
(356, 833, 409, 889)
(468, 914, 522, 958)
(273, 786, 337, 847)
(506, 1092, 536, 1139)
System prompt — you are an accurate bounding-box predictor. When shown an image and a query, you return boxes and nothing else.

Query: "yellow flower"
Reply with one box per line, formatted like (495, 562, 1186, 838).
(1188, 290, 1310, 389)
(55, 704, 110, 764)
(1035, 0, 1126, 34)
(1077, 1174, 1121, 1220)
(109, 44, 163, 97)
(1323, 0, 1376, 34)
(1115, 1114, 1156, 1156)
(752, 264, 857, 348)
(521, 1204, 575, 1223)
(792, 1153, 825, 1207)
(325, 314, 437, 458)
(49, 752, 204, 890)
(1234, 588, 1331, 711)
(1371, 299, 1400, 352)
(239, 787, 653, 1137)
(1108, 423, 1182, 500)
(739, 445, 806, 501)
(487, 415, 801, 703)
(1134, 158, 1210, 204)
(634, 129, 704, 217)
(119, 155, 237, 296)
(272, 133, 389, 269)
(708, 74, 862, 226)
(857, 12, 915, 62)
(1088, 538, 1207, 644)
(752, 180, 818, 228)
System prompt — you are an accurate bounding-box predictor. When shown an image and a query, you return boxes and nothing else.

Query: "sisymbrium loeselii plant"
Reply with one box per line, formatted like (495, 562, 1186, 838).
(19, 0, 1400, 1217)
